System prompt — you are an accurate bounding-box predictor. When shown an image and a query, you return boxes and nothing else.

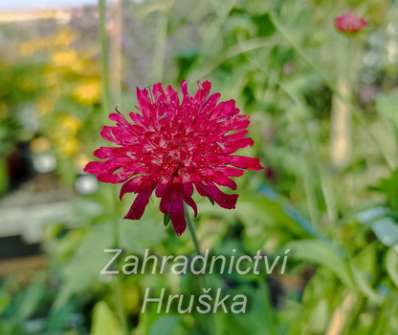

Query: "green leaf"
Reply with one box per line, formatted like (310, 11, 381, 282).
(371, 218, 398, 247)
(149, 316, 180, 335)
(231, 190, 317, 242)
(386, 248, 398, 288)
(17, 274, 46, 320)
(91, 301, 122, 335)
(119, 219, 166, 254)
(287, 240, 354, 288)
(350, 264, 383, 304)
(54, 223, 114, 309)
(308, 299, 328, 333)
(376, 92, 398, 126)
(214, 283, 277, 335)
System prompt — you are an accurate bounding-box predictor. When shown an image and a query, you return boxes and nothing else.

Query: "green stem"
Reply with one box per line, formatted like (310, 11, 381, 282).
(98, 1, 127, 333)
(151, 10, 168, 82)
(183, 205, 214, 334)
(98, 0, 111, 120)
(184, 205, 202, 256)
(112, 277, 128, 334)
(280, 85, 336, 226)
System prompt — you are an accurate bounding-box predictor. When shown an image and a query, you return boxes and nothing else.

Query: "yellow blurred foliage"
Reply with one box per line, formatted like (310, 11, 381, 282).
(30, 137, 51, 153)
(16, 27, 101, 162)
(37, 98, 54, 116)
(58, 114, 81, 134)
(16, 77, 36, 93)
(73, 80, 101, 105)
(50, 115, 82, 157)
(19, 29, 76, 57)
(60, 138, 80, 157)
(75, 154, 90, 170)
(123, 285, 141, 314)
(53, 30, 75, 46)
(51, 50, 80, 69)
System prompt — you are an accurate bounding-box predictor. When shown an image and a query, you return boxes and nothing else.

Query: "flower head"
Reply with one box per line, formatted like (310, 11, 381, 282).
(84, 81, 262, 235)
(335, 12, 367, 34)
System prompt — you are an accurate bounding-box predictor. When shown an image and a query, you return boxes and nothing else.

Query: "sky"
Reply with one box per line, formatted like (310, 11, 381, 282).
(0, 0, 98, 11)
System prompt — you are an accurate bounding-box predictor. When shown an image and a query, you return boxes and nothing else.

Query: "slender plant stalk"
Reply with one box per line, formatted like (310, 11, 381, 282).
(112, 278, 128, 333)
(151, 9, 169, 82)
(183, 206, 211, 288)
(330, 78, 351, 168)
(183, 204, 215, 334)
(280, 85, 337, 226)
(185, 205, 202, 256)
(110, 0, 123, 105)
(98, 1, 128, 333)
(99, 0, 111, 121)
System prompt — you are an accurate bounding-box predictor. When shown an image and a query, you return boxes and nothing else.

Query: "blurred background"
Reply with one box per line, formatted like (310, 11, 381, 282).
(0, 0, 398, 334)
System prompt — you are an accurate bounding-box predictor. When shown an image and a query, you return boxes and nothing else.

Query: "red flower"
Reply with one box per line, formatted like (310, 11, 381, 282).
(335, 12, 367, 34)
(84, 81, 262, 235)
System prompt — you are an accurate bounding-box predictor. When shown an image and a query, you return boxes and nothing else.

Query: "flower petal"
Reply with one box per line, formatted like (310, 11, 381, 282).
(230, 156, 262, 170)
(124, 189, 153, 220)
(195, 182, 238, 209)
(160, 191, 186, 235)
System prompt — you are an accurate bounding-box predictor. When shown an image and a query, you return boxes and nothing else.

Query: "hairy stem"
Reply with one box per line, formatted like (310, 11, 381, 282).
(151, 9, 169, 82)
(98, 0, 111, 120)
(185, 205, 202, 256)
(183, 204, 214, 334)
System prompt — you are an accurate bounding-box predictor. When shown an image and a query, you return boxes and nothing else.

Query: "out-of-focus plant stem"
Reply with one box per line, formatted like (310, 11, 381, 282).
(151, 9, 168, 82)
(330, 79, 351, 168)
(98, 0, 128, 333)
(99, 0, 111, 121)
(326, 293, 356, 335)
(330, 38, 357, 168)
(110, 0, 123, 105)
(280, 85, 337, 226)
